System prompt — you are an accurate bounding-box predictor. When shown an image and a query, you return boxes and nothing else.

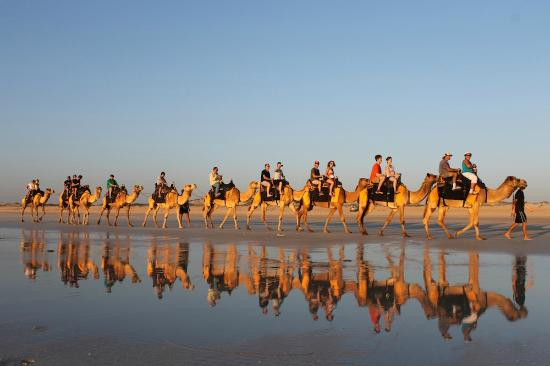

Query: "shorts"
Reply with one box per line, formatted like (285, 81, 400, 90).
(261, 181, 271, 187)
(515, 211, 527, 224)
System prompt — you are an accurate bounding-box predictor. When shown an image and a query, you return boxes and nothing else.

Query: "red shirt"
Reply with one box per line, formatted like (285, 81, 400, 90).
(370, 163, 381, 181)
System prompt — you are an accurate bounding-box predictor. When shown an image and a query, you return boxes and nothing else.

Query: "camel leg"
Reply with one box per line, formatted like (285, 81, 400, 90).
(97, 206, 105, 225)
(21, 204, 26, 223)
(399, 205, 410, 238)
(59, 207, 64, 224)
(304, 210, 314, 232)
(84, 207, 90, 225)
(323, 207, 337, 233)
(162, 208, 171, 229)
(338, 205, 352, 233)
(246, 204, 257, 230)
(233, 206, 240, 230)
(379, 209, 397, 236)
(422, 204, 437, 240)
(472, 206, 485, 240)
(455, 207, 475, 239)
(262, 205, 272, 231)
(153, 207, 161, 228)
(295, 207, 303, 231)
(208, 205, 217, 229)
(142, 207, 153, 227)
(114, 207, 121, 226)
(219, 207, 232, 229)
(437, 206, 453, 239)
(277, 205, 285, 232)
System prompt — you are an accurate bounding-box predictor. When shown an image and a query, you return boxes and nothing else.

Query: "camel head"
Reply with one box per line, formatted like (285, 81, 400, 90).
(424, 173, 439, 185)
(504, 176, 528, 190)
(248, 181, 260, 190)
(95, 186, 102, 195)
(133, 185, 144, 194)
(45, 188, 55, 195)
(355, 178, 369, 191)
(182, 184, 198, 193)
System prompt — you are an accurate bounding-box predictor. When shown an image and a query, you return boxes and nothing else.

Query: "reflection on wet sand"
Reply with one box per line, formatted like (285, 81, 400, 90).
(19, 229, 530, 342)
(148, 240, 193, 299)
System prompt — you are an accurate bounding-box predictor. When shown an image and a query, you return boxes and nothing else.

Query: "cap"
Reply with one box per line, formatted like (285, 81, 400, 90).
(443, 152, 453, 158)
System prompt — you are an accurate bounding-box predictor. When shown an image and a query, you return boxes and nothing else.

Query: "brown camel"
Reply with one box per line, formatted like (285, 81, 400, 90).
(97, 185, 144, 227)
(295, 178, 369, 233)
(358, 173, 438, 237)
(21, 188, 54, 223)
(68, 187, 102, 225)
(423, 176, 527, 240)
(142, 184, 197, 229)
(245, 184, 307, 231)
(202, 181, 260, 230)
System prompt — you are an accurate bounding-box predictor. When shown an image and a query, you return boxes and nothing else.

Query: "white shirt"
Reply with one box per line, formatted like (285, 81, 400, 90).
(273, 168, 285, 180)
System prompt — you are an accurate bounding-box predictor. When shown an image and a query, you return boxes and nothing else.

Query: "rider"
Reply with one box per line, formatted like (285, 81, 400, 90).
(71, 175, 81, 198)
(370, 155, 385, 194)
(273, 162, 285, 194)
(384, 156, 401, 192)
(461, 152, 478, 194)
(106, 174, 119, 201)
(63, 176, 71, 199)
(439, 153, 460, 190)
(25, 179, 36, 201)
(209, 167, 223, 197)
(324, 161, 336, 196)
(310, 160, 323, 194)
(261, 163, 273, 197)
(156, 172, 167, 198)
(34, 179, 42, 196)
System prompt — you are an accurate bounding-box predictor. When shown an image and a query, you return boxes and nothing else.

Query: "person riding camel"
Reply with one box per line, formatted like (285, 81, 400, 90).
(273, 162, 285, 195)
(34, 179, 42, 196)
(324, 160, 336, 196)
(156, 172, 167, 198)
(461, 152, 478, 194)
(439, 153, 460, 190)
(261, 163, 273, 198)
(107, 174, 119, 201)
(383, 156, 401, 192)
(209, 167, 223, 198)
(63, 176, 71, 199)
(71, 175, 82, 198)
(370, 155, 385, 194)
(25, 180, 36, 202)
(310, 161, 323, 195)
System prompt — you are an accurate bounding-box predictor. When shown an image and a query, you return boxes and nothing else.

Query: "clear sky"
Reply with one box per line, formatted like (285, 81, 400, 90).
(1, 1, 549, 202)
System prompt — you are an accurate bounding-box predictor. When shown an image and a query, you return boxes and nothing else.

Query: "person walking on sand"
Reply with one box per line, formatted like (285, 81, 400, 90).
(504, 186, 534, 240)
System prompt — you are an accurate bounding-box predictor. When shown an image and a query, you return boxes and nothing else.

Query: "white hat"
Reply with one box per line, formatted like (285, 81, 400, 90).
(464, 152, 472, 156)
(443, 152, 453, 157)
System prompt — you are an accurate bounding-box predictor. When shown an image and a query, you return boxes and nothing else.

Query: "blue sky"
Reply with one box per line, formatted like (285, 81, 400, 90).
(1, 0, 549, 202)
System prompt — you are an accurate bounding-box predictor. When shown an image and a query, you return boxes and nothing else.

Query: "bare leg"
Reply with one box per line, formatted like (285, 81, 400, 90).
(376, 176, 386, 193)
(504, 223, 518, 239)
(522, 223, 533, 240)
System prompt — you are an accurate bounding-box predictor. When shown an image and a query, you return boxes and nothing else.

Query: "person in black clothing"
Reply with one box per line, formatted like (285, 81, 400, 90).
(71, 175, 81, 198)
(260, 163, 272, 197)
(310, 161, 323, 194)
(504, 187, 533, 240)
(63, 176, 71, 200)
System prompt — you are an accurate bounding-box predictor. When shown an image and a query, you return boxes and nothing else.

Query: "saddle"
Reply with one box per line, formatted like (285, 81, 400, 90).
(152, 184, 175, 203)
(309, 179, 342, 203)
(208, 181, 236, 202)
(106, 186, 122, 204)
(24, 190, 43, 204)
(437, 175, 485, 206)
(73, 186, 90, 201)
(260, 180, 288, 202)
(368, 179, 398, 204)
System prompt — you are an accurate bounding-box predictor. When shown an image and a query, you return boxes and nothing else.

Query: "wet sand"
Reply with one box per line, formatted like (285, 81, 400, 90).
(4, 204, 550, 255)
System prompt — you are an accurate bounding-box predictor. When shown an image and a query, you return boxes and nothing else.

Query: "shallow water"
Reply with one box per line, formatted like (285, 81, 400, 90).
(1, 227, 549, 365)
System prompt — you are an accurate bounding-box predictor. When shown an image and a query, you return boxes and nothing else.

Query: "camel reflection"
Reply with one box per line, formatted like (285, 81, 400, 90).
(148, 240, 193, 299)
(423, 247, 527, 342)
(202, 242, 239, 306)
(57, 232, 99, 287)
(20, 230, 51, 279)
(101, 233, 141, 293)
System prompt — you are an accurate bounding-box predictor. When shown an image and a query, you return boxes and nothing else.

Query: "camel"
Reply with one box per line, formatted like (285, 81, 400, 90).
(142, 184, 197, 229)
(21, 188, 54, 223)
(423, 176, 527, 240)
(68, 187, 102, 225)
(202, 181, 260, 230)
(358, 173, 438, 237)
(97, 185, 144, 227)
(245, 184, 307, 231)
(295, 178, 369, 233)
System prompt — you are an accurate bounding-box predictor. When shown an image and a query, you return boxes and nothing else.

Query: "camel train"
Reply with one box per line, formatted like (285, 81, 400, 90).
(20, 158, 529, 240)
